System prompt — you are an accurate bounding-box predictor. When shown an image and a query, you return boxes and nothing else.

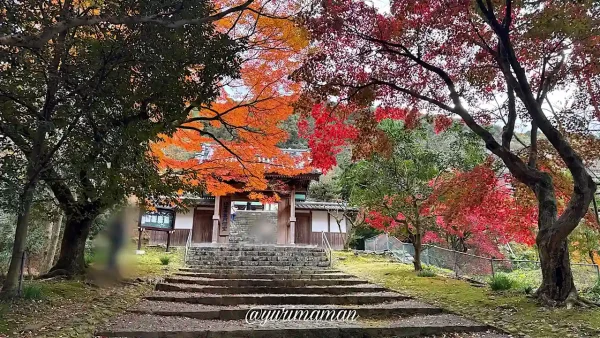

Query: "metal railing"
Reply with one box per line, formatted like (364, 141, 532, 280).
(364, 233, 600, 289)
(321, 231, 333, 267)
(184, 229, 193, 264)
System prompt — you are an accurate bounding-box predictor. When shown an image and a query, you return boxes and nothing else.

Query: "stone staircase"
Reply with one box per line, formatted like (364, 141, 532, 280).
(185, 245, 331, 268)
(96, 245, 507, 337)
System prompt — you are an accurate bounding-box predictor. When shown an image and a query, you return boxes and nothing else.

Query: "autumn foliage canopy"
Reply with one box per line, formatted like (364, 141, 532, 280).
(151, 1, 312, 198)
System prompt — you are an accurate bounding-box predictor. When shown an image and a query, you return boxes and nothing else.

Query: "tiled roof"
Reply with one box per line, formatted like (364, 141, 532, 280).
(296, 201, 356, 211)
(195, 144, 318, 172)
(180, 195, 216, 205)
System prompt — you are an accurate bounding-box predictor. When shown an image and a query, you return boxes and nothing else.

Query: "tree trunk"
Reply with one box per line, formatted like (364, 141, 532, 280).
(0, 180, 38, 297)
(42, 212, 63, 273)
(536, 233, 576, 305)
(533, 179, 581, 305)
(589, 251, 597, 266)
(412, 233, 423, 271)
(48, 211, 95, 276)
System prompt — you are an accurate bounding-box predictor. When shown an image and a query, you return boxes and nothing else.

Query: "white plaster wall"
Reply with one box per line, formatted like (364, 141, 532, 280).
(328, 212, 346, 233)
(311, 211, 329, 232)
(174, 207, 194, 229)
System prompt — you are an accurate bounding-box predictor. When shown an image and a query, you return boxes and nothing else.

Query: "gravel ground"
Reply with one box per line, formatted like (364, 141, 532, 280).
(98, 313, 501, 331)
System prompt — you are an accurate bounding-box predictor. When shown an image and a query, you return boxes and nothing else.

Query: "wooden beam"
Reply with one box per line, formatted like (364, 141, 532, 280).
(212, 196, 220, 244)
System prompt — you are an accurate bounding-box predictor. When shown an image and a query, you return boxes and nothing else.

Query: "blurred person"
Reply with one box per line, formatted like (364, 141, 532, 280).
(231, 205, 238, 222)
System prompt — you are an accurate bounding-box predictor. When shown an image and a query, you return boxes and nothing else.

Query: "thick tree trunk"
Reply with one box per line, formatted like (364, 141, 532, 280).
(0, 183, 36, 297)
(536, 234, 576, 305)
(48, 210, 95, 276)
(412, 233, 423, 271)
(533, 178, 586, 305)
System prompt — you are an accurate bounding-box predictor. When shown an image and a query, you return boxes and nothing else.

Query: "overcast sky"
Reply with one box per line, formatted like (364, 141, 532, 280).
(371, 0, 390, 13)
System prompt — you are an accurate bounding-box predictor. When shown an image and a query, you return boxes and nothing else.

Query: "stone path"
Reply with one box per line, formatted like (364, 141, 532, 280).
(96, 245, 509, 337)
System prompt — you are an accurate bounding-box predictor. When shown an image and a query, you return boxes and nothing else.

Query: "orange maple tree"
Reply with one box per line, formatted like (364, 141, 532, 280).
(151, 0, 311, 199)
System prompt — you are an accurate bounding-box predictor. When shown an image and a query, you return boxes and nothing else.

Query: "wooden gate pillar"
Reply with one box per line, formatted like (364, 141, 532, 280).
(288, 189, 296, 245)
(212, 196, 220, 244)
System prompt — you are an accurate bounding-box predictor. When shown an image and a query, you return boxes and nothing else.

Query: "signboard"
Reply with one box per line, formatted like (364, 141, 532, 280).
(220, 197, 230, 235)
(139, 208, 175, 231)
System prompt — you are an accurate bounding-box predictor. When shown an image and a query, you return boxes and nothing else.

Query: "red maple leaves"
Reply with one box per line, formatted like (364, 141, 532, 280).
(425, 162, 538, 257)
(298, 104, 359, 172)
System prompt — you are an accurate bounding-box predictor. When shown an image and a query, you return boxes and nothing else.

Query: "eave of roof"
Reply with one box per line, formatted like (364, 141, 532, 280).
(296, 201, 357, 211)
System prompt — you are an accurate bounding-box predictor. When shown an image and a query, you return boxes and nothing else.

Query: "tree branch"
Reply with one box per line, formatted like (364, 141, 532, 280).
(0, 0, 255, 48)
(502, 84, 517, 149)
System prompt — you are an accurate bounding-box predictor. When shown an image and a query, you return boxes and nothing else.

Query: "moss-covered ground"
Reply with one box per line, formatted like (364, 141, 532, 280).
(334, 251, 600, 338)
(0, 246, 183, 337)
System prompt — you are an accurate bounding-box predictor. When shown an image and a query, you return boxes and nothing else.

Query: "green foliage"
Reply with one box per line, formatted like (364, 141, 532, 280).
(0, 212, 16, 275)
(159, 255, 171, 266)
(417, 269, 436, 277)
(568, 223, 600, 264)
(489, 273, 515, 291)
(0, 198, 61, 274)
(308, 180, 341, 202)
(347, 223, 381, 250)
(21, 284, 43, 300)
(508, 244, 539, 262)
(592, 280, 600, 294)
(84, 250, 96, 266)
(0, 0, 247, 278)
(581, 279, 600, 302)
(338, 120, 486, 236)
(278, 114, 308, 149)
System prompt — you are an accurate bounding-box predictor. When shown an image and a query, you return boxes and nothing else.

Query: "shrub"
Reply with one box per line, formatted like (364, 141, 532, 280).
(84, 251, 96, 266)
(591, 279, 600, 294)
(21, 284, 43, 300)
(159, 256, 171, 266)
(417, 269, 436, 277)
(488, 273, 514, 291)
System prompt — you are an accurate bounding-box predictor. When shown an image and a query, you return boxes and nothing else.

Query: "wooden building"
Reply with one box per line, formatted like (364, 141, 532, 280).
(146, 149, 351, 250)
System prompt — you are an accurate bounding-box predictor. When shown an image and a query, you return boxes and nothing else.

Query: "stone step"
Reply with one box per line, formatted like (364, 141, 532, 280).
(180, 268, 340, 274)
(188, 251, 327, 257)
(129, 300, 443, 320)
(188, 246, 325, 253)
(164, 277, 369, 287)
(145, 291, 410, 305)
(184, 261, 331, 267)
(183, 266, 337, 271)
(155, 283, 387, 295)
(187, 255, 329, 262)
(97, 313, 498, 338)
(174, 272, 354, 280)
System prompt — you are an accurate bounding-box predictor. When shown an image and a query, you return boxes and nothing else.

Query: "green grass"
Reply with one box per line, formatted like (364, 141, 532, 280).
(20, 283, 43, 300)
(122, 247, 183, 277)
(488, 273, 514, 291)
(334, 251, 600, 338)
(159, 255, 171, 265)
(417, 269, 436, 277)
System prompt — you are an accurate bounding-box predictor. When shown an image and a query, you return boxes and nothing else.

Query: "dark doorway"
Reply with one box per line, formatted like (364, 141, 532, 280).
(295, 214, 311, 245)
(192, 209, 213, 243)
